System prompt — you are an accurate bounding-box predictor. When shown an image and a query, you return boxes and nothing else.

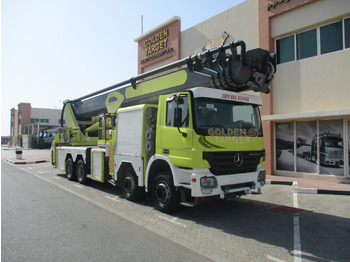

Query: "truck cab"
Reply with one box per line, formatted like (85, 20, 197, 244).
(140, 87, 266, 212)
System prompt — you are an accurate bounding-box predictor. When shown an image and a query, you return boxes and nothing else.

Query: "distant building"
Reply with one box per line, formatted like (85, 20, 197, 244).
(10, 102, 66, 148)
(1, 136, 10, 146)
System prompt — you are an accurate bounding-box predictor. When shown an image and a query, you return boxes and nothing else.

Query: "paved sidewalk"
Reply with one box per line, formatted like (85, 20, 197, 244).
(3, 147, 51, 164)
(6, 153, 51, 164)
(267, 175, 350, 196)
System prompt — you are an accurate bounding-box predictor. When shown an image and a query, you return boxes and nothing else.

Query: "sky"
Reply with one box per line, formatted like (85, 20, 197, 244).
(1, 0, 246, 136)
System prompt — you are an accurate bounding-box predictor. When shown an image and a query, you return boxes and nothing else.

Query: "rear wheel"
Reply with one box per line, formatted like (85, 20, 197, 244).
(76, 159, 88, 184)
(66, 158, 75, 181)
(121, 167, 144, 201)
(151, 172, 181, 213)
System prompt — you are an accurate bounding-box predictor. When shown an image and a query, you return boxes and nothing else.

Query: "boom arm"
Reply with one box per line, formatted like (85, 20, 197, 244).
(63, 40, 276, 123)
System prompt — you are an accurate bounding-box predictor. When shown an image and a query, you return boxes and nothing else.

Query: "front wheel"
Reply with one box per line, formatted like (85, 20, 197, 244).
(151, 172, 181, 213)
(121, 167, 144, 201)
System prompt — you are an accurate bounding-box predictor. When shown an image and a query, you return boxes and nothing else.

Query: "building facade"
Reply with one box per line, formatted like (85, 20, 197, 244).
(135, 0, 350, 180)
(10, 102, 64, 147)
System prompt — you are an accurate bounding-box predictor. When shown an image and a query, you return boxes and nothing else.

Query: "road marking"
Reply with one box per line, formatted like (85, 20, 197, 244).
(106, 196, 121, 203)
(158, 215, 187, 228)
(293, 182, 302, 262)
(74, 184, 84, 189)
(38, 171, 45, 174)
(267, 255, 286, 262)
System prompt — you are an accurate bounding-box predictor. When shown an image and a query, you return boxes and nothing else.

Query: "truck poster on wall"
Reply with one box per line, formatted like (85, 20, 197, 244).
(276, 120, 344, 176)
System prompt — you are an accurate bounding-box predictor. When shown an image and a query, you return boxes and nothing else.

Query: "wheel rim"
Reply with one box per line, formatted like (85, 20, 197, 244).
(155, 181, 171, 207)
(123, 174, 135, 196)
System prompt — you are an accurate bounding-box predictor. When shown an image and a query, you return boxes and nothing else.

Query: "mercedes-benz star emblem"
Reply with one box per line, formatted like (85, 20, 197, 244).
(234, 153, 243, 167)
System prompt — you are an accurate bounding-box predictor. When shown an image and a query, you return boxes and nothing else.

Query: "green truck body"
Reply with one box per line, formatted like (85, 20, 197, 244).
(51, 40, 276, 212)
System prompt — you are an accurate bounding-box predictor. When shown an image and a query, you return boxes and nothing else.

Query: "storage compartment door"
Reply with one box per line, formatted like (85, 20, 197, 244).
(91, 151, 105, 182)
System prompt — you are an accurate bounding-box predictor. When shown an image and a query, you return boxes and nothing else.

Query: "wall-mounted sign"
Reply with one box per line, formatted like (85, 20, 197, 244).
(202, 32, 229, 51)
(135, 17, 181, 74)
(144, 29, 169, 55)
(141, 28, 174, 65)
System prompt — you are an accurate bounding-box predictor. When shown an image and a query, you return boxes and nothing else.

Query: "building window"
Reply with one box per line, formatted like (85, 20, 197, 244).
(276, 18, 349, 64)
(345, 17, 350, 48)
(297, 29, 317, 60)
(31, 118, 41, 123)
(320, 21, 343, 54)
(275, 119, 347, 177)
(276, 122, 294, 171)
(277, 35, 295, 64)
(296, 121, 317, 173)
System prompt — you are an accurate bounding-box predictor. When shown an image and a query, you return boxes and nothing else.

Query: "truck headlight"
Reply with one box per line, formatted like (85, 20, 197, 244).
(200, 177, 217, 188)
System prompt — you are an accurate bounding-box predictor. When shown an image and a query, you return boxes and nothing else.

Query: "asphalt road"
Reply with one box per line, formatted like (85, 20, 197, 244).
(2, 149, 350, 262)
(1, 161, 212, 262)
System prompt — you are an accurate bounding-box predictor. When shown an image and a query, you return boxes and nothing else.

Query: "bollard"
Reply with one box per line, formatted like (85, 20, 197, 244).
(15, 148, 23, 160)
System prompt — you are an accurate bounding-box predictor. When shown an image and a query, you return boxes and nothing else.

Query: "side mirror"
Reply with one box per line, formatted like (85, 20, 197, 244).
(173, 108, 183, 127)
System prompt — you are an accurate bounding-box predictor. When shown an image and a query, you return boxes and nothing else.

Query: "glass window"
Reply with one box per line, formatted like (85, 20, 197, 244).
(193, 98, 262, 137)
(348, 121, 350, 177)
(320, 21, 343, 54)
(276, 122, 294, 171)
(277, 35, 295, 64)
(166, 95, 189, 128)
(297, 29, 317, 60)
(345, 18, 350, 48)
(319, 120, 344, 176)
(296, 121, 317, 173)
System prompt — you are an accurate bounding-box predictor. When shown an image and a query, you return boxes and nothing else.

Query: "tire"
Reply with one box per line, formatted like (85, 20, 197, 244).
(151, 172, 181, 213)
(66, 158, 76, 181)
(121, 167, 144, 201)
(76, 159, 88, 184)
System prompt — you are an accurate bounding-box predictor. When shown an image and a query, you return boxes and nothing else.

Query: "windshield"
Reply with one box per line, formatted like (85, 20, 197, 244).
(193, 98, 262, 137)
(324, 138, 343, 148)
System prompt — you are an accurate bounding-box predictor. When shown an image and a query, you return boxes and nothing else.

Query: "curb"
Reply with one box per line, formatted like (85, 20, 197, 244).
(266, 180, 350, 196)
(6, 159, 48, 165)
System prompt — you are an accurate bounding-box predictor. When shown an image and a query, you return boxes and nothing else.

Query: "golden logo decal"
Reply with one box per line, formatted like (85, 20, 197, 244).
(203, 32, 229, 51)
(267, 0, 289, 11)
(207, 128, 259, 137)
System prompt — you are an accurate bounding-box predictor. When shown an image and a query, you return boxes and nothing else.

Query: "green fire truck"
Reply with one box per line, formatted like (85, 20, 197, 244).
(51, 40, 276, 212)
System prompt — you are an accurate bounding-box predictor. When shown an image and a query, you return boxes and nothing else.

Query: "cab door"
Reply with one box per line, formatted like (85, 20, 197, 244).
(159, 94, 193, 168)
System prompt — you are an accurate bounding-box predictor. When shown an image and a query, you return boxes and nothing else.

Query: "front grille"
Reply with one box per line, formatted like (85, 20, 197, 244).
(203, 151, 264, 175)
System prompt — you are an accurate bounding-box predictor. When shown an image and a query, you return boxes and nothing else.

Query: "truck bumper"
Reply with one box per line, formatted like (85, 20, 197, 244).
(188, 166, 266, 198)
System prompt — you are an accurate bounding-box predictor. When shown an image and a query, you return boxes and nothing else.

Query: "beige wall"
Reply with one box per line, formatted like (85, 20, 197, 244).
(31, 108, 63, 125)
(271, 0, 350, 115)
(273, 49, 350, 114)
(181, 0, 259, 57)
(271, 0, 350, 38)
